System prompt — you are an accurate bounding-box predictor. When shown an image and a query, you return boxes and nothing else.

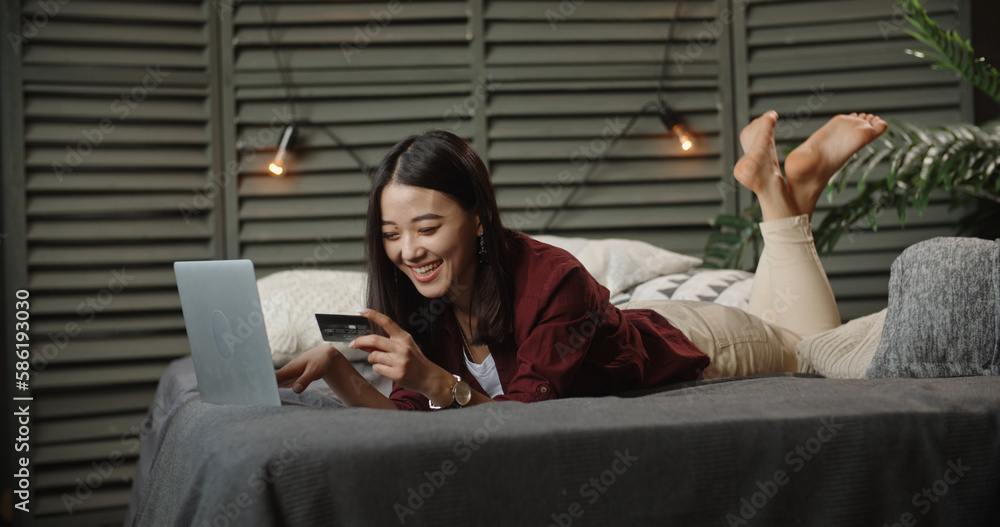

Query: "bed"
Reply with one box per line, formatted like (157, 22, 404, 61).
(126, 235, 1000, 526)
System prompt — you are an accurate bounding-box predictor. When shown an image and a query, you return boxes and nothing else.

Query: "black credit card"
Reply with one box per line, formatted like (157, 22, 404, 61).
(315, 313, 373, 341)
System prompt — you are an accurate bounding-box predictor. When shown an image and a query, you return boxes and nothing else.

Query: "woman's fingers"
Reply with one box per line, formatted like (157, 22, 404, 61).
(349, 333, 398, 354)
(274, 344, 333, 393)
(292, 365, 321, 393)
(367, 350, 391, 367)
(359, 308, 406, 338)
(275, 363, 310, 392)
(275, 361, 303, 385)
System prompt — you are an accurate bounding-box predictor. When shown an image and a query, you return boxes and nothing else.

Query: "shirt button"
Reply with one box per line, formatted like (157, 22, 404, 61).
(539, 386, 549, 394)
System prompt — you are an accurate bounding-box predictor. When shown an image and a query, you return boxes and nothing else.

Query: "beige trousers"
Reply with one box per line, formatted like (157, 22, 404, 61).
(622, 214, 841, 378)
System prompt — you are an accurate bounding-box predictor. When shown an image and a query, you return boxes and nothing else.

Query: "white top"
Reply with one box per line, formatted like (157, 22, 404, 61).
(463, 352, 504, 398)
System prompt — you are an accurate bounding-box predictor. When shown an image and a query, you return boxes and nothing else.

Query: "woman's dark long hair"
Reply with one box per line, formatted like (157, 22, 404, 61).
(364, 130, 522, 351)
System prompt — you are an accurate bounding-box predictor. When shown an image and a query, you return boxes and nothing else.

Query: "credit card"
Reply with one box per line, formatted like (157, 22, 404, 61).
(315, 313, 373, 341)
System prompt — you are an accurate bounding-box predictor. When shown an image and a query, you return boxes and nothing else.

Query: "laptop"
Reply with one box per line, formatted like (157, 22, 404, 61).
(174, 259, 281, 406)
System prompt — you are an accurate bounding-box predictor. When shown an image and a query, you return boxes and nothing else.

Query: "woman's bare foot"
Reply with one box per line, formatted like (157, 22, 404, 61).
(784, 113, 888, 216)
(734, 111, 798, 221)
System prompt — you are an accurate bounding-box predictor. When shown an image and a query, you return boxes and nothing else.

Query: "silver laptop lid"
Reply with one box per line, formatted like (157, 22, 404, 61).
(174, 259, 281, 406)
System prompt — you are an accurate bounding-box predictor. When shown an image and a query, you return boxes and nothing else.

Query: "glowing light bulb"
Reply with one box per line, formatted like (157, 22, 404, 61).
(672, 124, 694, 151)
(268, 125, 295, 177)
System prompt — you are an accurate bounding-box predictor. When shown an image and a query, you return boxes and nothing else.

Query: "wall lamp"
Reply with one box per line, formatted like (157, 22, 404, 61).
(268, 124, 296, 176)
(657, 101, 693, 152)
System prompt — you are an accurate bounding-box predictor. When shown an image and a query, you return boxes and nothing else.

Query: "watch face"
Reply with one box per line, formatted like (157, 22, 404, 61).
(454, 381, 472, 406)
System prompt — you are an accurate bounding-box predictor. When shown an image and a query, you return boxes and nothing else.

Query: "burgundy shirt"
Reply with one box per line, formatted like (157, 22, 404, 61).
(391, 231, 709, 411)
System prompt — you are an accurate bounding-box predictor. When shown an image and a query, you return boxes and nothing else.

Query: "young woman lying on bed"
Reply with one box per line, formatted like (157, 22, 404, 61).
(275, 111, 888, 410)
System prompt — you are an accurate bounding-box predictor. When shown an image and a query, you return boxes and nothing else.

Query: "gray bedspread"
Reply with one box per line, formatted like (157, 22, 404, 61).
(129, 371, 1000, 526)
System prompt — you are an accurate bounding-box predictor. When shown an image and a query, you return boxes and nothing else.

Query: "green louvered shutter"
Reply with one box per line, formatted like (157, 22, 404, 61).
(735, 0, 974, 320)
(11, 1, 220, 525)
(228, 0, 477, 275)
(485, 0, 738, 255)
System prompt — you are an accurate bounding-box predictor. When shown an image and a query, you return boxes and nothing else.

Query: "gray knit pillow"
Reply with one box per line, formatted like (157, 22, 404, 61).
(866, 237, 1000, 378)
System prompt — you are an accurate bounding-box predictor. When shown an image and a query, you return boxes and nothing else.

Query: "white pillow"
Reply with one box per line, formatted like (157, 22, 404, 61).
(257, 270, 369, 365)
(530, 235, 702, 297)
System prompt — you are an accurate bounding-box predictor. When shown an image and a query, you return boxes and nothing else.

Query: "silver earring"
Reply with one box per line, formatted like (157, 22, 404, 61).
(477, 232, 487, 264)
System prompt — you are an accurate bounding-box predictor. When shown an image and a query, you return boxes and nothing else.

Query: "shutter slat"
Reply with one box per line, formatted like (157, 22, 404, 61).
(27, 172, 209, 192)
(233, 2, 468, 24)
(830, 276, 890, 299)
(494, 78, 718, 92)
(235, 66, 472, 86)
(27, 194, 201, 215)
(28, 244, 213, 266)
(748, 13, 958, 47)
(489, 63, 720, 81)
(235, 45, 469, 70)
(750, 86, 962, 116)
(237, 81, 470, 100)
(23, 1, 205, 23)
(241, 196, 366, 220)
(24, 96, 207, 121)
(552, 228, 713, 256)
(35, 487, 135, 518)
(236, 23, 469, 45)
(37, 413, 147, 444)
(22, 65, 209, 86)
(489, 114, 721, 139)
(488, 43, 719, 65)
(23, 45, 207, 68)
(29, 268, 176, 291)
(241, 173, 369, 197)
(497, 181, 722, 207)
(504, 204, 719, 231)
(237, 121, 473, 151)
(489, 136, 721, 160)
(31, 20, 206, 46)
(35, 464, 136, 490)
(491, 90, 717, 116)
(242, 241, 364, 265)
(33, 363, 170, 391)
(26, 122, 208, 144)
(487, 20, 710, 42)
(32, 292, 181, 316)
(35, 387, 157, 419)
(485, 1, 717, 21)
(237, 96, 467, 123)
(827, 227, 956, 253)
(820, 251, 901, 274)
(491, 158, 724, 184)
(240, 148, 379, 175)
(750, 67, 959, 96)
(29, 218, 211, 241)
(241, 219, 363, 242)
(26, 149, 209, 169)
(30, 334, 189, 364)
(30, 314, 186, 335)
(746, 0, 953, 27)
(748, 50, 932, 76)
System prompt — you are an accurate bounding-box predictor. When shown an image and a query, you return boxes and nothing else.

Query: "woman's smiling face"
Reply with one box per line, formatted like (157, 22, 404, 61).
(380, 182, 481, 302)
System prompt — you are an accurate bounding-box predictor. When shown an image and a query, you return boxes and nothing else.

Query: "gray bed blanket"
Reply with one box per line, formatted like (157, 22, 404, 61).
(131, 374, 1000, 526)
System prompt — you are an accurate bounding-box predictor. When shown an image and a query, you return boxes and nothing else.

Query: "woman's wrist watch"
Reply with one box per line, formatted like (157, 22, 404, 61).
(429, 374, 472, 410)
